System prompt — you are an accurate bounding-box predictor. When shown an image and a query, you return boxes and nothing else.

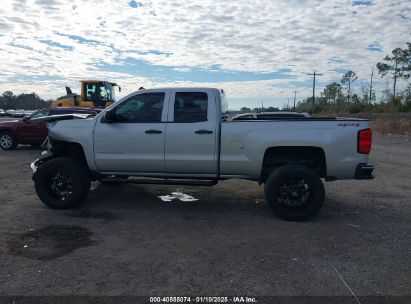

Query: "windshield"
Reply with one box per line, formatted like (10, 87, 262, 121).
(30, 109, 49, 119)
(105, 83, 116, 101)
(84, 82, 114, 102)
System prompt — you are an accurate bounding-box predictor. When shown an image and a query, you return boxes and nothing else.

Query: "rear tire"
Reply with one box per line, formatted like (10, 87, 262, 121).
(264, 164, 325, 221)
(0, 132, 17, 150)
(34, 157, 90, 209)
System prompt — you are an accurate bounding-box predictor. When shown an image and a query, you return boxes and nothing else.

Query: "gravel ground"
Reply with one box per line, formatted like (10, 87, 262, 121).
(0, 134, 410, 300)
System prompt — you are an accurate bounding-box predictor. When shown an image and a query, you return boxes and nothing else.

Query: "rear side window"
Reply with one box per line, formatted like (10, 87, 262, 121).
(174, 92, 208, 123)
(114, 93, 165, 123)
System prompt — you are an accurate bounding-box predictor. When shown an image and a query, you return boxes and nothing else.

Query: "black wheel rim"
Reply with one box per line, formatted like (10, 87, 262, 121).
(278, 178, 310, 209)
(45, 169, 74, 201)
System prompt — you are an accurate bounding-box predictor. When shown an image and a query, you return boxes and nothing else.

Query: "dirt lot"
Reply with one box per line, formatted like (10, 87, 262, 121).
(0, 134, 410, 300)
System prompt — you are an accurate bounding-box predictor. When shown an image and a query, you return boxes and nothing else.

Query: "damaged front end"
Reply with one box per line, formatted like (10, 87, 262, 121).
(30, 149, 54, 179)
(30, 113, 94, 179)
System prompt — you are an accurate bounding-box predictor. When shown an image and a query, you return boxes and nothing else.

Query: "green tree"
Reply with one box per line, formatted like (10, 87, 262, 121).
(341, 71, 358, 102)
(265, 106, 280, 112)
(376, 44, 411, 100)
(323, 82, 343, 105)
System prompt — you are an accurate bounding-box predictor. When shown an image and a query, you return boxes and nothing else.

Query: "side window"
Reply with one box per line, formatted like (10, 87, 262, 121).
(114, 93, 165, 123)
(174, 92, 208, 123)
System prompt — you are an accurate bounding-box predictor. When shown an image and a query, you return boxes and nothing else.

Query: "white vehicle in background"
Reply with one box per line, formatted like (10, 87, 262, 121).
(6, 109, 15, 117)
(0, 109, 5, 117)
(30, 87, 374, 221)
(12, 109, 26, 118)
(229, 111, 311, 121)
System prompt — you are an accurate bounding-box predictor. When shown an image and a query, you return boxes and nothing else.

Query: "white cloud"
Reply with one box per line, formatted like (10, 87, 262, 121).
(0, 0, 410, 106)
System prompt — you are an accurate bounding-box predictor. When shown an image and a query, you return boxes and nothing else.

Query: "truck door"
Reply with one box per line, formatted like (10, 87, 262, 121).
(93, 91, 168, 173)
(164, 90, 218, 176)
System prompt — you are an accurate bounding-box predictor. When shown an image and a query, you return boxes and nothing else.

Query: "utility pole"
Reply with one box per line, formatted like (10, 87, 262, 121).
(369, 66, 374, 105)
(307, 71, 322, 114)
(293, 91, 297, 111)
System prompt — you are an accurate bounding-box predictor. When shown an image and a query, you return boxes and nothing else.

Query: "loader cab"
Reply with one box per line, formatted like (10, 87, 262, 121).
(81, 81, 119, 108)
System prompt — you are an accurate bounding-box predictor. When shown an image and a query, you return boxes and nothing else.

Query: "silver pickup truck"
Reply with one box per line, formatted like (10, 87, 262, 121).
(31, 87, 374, 221)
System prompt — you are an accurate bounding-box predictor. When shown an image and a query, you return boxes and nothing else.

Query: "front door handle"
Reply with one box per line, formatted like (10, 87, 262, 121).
(195, 129, 213, 134)
(145, 129, 162, 134)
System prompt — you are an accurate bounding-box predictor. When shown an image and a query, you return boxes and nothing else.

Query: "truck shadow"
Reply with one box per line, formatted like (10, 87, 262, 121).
(75, 180, 407, 225)
(77, 181, 381, 224)
(82, 181, 274, 220)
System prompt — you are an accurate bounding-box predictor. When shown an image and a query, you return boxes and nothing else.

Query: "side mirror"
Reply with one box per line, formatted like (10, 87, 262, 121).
(22, 116, 30, 122)
(104, 109, 116, 123)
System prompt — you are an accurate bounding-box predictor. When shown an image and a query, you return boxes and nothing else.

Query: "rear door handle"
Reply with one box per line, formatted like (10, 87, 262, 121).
(145, 129, 162, 134)
(195, 129, 213, 134)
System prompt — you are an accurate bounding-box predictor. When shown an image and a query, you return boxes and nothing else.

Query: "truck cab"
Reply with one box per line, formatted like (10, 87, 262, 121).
(93, 88, 220, 177)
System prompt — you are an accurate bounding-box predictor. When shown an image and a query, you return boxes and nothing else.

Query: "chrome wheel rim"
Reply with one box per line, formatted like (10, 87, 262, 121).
(0, 134, 12, 149)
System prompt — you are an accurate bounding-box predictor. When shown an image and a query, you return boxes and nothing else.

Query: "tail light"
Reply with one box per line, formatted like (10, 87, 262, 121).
(358, 128, 372, 154)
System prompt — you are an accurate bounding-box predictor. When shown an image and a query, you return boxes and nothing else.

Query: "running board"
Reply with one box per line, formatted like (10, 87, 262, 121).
(100, 177, 218, 186)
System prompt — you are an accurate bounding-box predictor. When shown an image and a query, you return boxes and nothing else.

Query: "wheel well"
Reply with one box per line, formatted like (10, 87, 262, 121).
(261, 146, 327, 182)
(50, 140, 88, 169)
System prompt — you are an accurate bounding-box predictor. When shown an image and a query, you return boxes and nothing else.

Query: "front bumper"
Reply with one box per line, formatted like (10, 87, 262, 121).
(354, 163, 375, 180)
(30, 151, 54, 179)
(30, 160, 39, 177)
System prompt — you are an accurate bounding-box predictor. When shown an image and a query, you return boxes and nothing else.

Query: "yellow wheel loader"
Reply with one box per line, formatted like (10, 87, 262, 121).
(51, 80, 121, 109)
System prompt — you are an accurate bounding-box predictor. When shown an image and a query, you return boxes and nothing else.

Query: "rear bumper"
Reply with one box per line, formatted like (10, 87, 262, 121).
(354, 163, 375, 180)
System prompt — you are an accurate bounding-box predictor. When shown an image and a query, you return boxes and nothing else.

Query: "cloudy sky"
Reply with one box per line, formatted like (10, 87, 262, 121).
(0, 0, 410, 109)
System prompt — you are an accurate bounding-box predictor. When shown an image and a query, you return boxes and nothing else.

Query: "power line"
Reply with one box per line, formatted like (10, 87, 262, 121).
(307, 71, 323, 114)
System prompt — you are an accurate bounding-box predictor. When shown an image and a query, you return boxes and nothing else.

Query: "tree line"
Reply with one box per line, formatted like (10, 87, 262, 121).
(296, 42, 411, 113)
(1, 42, 410, 114)
(0, 91, 51, 110)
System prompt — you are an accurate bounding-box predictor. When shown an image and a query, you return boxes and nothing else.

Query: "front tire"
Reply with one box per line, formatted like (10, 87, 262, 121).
(264, 164, 325, 221)
(0, 132, 17, 150)
(34, 157, 90, 209)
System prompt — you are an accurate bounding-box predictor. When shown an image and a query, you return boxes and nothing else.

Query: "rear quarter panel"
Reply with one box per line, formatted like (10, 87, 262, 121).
(220, 119, 371, 180)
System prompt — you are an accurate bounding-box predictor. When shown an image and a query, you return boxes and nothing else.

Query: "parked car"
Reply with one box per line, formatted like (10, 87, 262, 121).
(0, 107, 101, 150)
(228, 111, 311, 121)
(30, 88, 374, 221)
(0, 109, 5, 117)
(5, 109, 15, 116)
(12, 109, 26, 118)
